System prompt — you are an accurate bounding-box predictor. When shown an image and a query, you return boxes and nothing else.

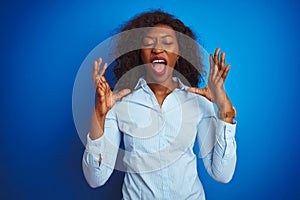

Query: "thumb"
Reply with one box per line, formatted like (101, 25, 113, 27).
(188, 87, 212, 101)
(113, 89, 131, 102)
(188, 87, 206, 96)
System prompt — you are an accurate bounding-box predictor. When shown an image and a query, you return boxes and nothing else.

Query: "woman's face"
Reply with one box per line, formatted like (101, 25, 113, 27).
(141, 24, 179, 84)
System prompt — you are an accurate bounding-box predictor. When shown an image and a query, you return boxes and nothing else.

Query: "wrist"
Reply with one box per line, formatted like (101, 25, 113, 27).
(95, 100, 108, 118)
(90, 109, 106, 140)
(218, 106, 236, 123)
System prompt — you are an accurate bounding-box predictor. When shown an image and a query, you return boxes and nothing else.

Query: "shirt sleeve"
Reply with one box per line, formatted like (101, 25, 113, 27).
(82, 108, 121, 188)
(196, 102, 237, 183)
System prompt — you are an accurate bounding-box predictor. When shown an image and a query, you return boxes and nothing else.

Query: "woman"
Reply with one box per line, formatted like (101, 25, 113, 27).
(83, 10, 237, 200)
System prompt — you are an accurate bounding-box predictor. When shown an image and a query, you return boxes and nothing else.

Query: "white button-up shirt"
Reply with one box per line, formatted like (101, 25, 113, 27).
(82, 77, 237, 200)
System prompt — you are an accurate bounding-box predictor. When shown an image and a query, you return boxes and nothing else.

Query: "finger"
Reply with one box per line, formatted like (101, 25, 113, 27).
(99, 62, 108, 77)
(96, 76, 105, 89)
(94, 76, 101, 89)
(210, 51, 221, 81)
(96, 85, 106, 97)
(217, 52, 226, 80)
(98, 75, 111, 95)
(212, 60, 219, 81)
(103, 81, 109, 92)
(100, 76, 107, 83)
(99, 76, 110, 91)
(92, 60, 100, 81)
(188, 87, 213, 101)
(113, 89, 131, 102)
(96, 81, 105, 90)
(187, 87, 205, 96)
(209, 54, 214, 76)
(214, 48, 220, 65)
(222, 64, 231, 82)
(96, 57, 103, 74)
(97, 57, 103, 68)
(187, 87, 196, 94)
(220, 52, 225, 71)
(104, 82, 111, 94)
(98, 81, 107, 91)
(209, 54, 217, 84)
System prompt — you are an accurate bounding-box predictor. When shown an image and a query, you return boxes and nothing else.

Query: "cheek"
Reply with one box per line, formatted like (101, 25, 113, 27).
(141, 49, 151, 63)
(168, 53, 179, 67)
(164, 40, 179, 54)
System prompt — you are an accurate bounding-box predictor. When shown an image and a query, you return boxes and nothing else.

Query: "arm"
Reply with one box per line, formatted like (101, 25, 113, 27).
(82, 108, 121, 188)
(190, 48, 237, 182)
(82, 58, 130, 188)
(197, 116, 237, 183)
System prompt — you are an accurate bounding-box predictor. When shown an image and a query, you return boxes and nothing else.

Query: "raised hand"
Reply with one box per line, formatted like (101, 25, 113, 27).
(188, 48, 234, 122)
(92, 58, 131, 117)
(90, 58, 131, 140)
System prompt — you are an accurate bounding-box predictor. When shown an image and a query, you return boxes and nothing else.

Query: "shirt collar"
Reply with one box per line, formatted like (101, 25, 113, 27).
(134, 77, 190, 92)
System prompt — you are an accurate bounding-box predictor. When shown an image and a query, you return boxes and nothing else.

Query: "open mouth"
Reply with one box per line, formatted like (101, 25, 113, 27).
(151, 57, 167, 76)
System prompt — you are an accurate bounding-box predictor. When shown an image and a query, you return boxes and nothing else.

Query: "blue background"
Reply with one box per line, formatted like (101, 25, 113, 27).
(1, 0, 300, 199)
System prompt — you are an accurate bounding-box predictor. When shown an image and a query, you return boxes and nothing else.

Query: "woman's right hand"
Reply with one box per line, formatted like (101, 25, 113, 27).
(92, 58, 131, 117)
(90, 58, 131, 140)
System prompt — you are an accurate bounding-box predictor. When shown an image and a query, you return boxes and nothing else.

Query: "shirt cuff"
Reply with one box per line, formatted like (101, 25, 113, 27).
(86, 133, 105, 157)
(217, 119, 237, 139)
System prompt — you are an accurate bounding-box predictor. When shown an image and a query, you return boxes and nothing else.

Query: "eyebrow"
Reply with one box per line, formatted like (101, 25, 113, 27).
(161, 34, 173, 38)
(143, 36, 154, 39)
(143, 34, 174, 39)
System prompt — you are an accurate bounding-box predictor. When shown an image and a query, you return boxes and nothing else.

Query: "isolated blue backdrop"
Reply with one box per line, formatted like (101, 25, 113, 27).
(1, 0, 300, 199)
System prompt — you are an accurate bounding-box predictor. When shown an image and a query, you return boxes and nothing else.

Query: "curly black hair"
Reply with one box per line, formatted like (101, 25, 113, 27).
(112, 10, 205, 91)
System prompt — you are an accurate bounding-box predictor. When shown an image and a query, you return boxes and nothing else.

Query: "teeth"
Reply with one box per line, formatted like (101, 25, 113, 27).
(152, 59, 166, 63)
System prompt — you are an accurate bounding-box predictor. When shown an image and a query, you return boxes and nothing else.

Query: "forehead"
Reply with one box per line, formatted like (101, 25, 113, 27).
(144, 24, 176, 37)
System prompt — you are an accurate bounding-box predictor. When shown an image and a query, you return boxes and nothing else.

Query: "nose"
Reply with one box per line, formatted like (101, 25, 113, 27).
(152, 42, 164, 54)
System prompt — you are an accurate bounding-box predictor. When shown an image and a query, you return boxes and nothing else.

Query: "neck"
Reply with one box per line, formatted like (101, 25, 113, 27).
(146, 77, 178, 95)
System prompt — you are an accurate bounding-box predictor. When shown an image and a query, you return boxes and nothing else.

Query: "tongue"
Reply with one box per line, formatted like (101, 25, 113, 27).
(152, 63, 165, 73)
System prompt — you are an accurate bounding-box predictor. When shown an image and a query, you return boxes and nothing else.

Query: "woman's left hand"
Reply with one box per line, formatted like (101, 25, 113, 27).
(188, 48, 234, 122)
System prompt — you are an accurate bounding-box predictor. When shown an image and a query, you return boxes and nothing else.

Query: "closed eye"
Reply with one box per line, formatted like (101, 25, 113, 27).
(142, 37, 155, 47)
(163, 42, 173, 45)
